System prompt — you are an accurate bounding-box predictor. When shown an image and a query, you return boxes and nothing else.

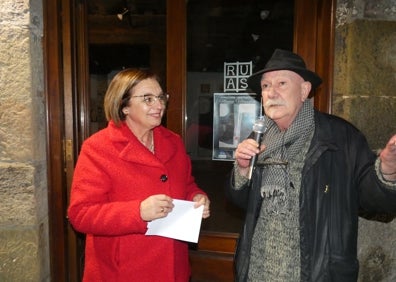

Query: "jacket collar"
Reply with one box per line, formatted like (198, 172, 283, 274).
(312, 111, 340, 150)
(107, 121, 177, 166)
(303, 111, 339, 171)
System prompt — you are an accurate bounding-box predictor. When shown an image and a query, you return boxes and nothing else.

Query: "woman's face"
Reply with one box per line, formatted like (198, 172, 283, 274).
(122, 78, 167, 133)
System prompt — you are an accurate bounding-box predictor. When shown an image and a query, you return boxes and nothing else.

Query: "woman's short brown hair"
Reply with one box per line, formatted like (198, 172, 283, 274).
(103, 68, 160, 126)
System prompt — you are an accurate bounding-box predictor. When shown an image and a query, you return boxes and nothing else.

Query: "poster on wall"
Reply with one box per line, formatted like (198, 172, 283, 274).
(212, 93, 261, 161)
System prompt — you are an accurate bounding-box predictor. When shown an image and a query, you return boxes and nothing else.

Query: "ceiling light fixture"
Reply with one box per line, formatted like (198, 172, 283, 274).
(260, 10, 270, 20)
(117, 8, 129, 21)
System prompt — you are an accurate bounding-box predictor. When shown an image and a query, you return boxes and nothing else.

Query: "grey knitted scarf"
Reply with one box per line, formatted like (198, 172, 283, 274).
(257, 100, 314, 212)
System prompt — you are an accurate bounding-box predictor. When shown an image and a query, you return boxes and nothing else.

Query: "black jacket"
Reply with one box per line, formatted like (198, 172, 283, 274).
(226, 111, 396, 282)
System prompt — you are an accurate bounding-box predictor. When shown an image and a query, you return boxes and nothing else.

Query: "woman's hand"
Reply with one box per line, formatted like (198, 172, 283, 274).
(193, 194, 211, 219)
(140, 194, 174, 221)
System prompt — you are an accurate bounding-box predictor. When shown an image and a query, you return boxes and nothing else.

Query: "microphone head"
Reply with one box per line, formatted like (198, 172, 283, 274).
(252, 116, 267, 133)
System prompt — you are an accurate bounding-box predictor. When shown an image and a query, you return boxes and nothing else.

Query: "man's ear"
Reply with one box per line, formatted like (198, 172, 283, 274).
(301, 81, 312, 101)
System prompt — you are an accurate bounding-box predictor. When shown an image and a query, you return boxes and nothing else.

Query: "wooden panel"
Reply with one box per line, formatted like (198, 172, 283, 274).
(196, 231, 238, 253)
(190, 251, 235, 282)
(190, 231, 238, 282)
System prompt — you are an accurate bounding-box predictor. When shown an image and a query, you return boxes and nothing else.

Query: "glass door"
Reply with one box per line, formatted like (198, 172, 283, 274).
(186, 0, 294, 233)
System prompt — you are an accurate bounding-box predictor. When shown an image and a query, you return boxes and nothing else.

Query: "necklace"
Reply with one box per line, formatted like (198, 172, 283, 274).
(148, 141, 154, 153)
(139, 132, 154, 153)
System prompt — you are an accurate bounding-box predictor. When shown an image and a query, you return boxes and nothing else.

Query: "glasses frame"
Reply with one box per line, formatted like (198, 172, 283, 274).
(130, 93, 169, 106)
(258, 157, 294, 189)
(259, 159, 289, 167)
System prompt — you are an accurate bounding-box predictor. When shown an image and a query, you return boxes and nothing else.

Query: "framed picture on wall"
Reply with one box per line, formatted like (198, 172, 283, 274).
(212, 93, 261, 161)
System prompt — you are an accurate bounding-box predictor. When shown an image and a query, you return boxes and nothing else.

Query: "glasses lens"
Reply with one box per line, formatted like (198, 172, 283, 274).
(143, 95, 155, 105)
(141, 94, 169, 106)
(158, 94, 168, 104)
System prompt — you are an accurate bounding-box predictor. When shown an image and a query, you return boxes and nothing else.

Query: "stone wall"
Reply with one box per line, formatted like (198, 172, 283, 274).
(334, 0, 396, 281)
(0, 0, 49, 281)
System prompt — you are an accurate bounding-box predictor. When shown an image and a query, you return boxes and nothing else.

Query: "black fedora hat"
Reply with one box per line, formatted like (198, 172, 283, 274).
(247, 49, 322, 94)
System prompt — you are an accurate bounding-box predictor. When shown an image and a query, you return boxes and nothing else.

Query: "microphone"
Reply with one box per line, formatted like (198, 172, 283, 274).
(247, 117, 267, 186)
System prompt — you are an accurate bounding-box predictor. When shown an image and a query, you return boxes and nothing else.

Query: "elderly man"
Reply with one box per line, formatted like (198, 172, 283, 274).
(226, 49, 396, 282)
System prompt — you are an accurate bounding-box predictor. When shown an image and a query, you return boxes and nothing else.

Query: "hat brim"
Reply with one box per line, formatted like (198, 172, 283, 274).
(247, 67, 322, 95)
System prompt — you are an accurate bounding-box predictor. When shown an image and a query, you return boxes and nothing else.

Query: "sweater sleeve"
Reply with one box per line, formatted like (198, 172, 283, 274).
(375, 158, 396, 188)
(233, 161, 249, 189)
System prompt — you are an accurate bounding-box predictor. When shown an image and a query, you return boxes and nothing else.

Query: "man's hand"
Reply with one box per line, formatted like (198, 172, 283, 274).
(379, 135, 396, 182)
(234, 139, 266, 177)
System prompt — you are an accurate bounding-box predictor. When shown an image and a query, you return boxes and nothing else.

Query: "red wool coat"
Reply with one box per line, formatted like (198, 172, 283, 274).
(68, 121, 206, 282)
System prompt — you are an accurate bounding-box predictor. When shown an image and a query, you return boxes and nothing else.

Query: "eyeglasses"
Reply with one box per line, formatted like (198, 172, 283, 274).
(260, 158, 288, 167)
(131, 93, 169, 106)
(258, 157, 294, 189)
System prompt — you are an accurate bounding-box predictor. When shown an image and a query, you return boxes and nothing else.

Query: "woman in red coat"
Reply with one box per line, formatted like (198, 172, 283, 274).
(68, 68, 211, 282)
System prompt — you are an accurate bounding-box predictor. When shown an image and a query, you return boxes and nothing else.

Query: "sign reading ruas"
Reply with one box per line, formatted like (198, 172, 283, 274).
(223, 62, 252, 92)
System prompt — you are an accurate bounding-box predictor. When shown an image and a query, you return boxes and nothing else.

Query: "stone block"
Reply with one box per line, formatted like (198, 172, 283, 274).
(332, 96, 395, 149)
(345, 20, 396, 97)
(0, 227, 41, 281)
(0, 163, 37, 225)
(364, 0, 396, 20)
(0, 0, 30, 25)
(334, 20, 396, 96)
(358, 218, 396, 282)
(0, 26, 41, 162)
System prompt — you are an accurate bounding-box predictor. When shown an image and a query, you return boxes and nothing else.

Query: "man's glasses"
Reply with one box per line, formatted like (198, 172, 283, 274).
(131, 93, 169, 106)
(259, 157, 288, 167)
(258, 157, 294, 189)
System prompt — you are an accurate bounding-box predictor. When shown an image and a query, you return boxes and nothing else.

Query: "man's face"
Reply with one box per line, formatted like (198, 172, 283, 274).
(260, 70, 311, 130)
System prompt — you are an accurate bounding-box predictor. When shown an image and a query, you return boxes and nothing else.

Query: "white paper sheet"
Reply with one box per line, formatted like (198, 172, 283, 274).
(145, 199, 204, 243)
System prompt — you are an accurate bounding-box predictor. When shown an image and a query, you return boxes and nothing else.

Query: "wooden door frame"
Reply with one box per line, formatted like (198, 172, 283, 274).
(44, 0, 89, 280)
(44, 0, 335, 280)
(44, 1, 67, 281)
(294, 0, 335, 113)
